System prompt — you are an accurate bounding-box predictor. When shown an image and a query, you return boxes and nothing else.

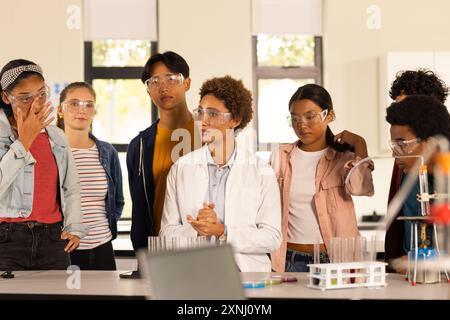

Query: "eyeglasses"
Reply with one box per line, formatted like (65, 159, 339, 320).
(144, 73, 184, 90)
(388, 138, 421, 155)
(192, 107, 232, 124)
(61, 99, 96, 113)
(8, 85, 50, 107)
(287, 109, 328, 127)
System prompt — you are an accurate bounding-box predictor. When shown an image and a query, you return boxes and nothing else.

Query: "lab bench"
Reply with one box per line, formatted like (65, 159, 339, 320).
(0, 271, 448, 300)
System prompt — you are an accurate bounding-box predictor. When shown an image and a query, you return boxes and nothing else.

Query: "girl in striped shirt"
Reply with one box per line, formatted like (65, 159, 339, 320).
(57, 82, 124, 270)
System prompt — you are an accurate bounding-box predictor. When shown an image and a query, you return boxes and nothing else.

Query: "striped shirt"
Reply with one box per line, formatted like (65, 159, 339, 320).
(72, 145, 112, 250)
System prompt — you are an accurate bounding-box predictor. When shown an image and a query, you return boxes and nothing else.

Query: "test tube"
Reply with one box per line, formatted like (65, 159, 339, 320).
(366, 235, 377, 261)
(330, 237, 341, 285)
(165, 237, 171, 251)
(171, 237, 178, 251)
(435, 154, 450, 253)
(419, 165, 431, 216)
(354, 236, 364, 262)
(330, 237, 341, 263)
(162, 236, 167, 252)
(347, 237, 356, 283)
(148, 236, 157, 253)
(341, 238, 349, 262)
(314, 243, 320, 264)
(312, 243, 321, 285)
(354, 236, 365, 284)
(340, 238, 351, 284)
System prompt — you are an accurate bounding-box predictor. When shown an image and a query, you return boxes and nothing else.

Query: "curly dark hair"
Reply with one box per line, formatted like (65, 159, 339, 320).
(199, 75, 253, 131)
(386, 95, 450, 141)
(389, 69, 448, 103)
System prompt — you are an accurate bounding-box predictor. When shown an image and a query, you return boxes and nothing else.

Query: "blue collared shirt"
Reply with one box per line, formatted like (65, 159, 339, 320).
(205, 145, 237, 224)
(401, 174, 434, 254)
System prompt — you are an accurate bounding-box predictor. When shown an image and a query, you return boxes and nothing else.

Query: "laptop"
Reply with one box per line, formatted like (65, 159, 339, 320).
(136, 244, 244, 300)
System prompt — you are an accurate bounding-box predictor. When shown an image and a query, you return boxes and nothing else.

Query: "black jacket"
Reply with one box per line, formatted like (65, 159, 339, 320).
(385, 164, 404, 261)
(126, 121, 158, 251)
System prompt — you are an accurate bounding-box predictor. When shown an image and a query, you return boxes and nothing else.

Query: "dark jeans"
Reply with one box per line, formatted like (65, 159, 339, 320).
(70, 240, 116, 270)
(285, 248, 330, 272)
(0, 221, 70, 271)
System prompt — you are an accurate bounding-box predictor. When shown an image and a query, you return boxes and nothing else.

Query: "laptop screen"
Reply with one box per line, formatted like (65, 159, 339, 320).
(137, 244, 244, 300)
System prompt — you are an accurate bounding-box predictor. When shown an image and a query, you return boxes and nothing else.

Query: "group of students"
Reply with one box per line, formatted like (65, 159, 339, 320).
(384, 71, 450, 272)
(0, 60, 123, 271)
(0, 51, 449, 274)
(125, 51, 374, 272)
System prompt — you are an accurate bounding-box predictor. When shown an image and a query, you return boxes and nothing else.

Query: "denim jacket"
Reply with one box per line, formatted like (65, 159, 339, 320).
(0, 109, 88, 238)
(89, 133, 124, 239)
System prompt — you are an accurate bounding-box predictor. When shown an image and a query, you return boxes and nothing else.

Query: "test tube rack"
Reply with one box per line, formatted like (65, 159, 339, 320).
(307, 261, 387, 290)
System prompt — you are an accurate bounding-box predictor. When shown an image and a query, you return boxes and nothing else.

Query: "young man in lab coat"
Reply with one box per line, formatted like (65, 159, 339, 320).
(160, 76, 281, 272)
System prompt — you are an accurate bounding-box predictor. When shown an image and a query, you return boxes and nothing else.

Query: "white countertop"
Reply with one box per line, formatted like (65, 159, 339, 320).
(0, 271, 449, 299)
(241, 272, 450, 300)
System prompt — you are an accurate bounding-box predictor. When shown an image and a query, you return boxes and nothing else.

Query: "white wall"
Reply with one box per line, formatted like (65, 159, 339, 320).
(0, 0, 83, 89)
(158, 0, 253, 112)
(321, 0, 450, 219)
(323, 0, 450, 157)
(158, 0, 256, 149)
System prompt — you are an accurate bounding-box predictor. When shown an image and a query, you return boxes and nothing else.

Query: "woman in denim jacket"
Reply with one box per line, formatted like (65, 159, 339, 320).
(270, 84, 374, 272)
(57, 82, 124, 270)
(0, 59, 87, 271)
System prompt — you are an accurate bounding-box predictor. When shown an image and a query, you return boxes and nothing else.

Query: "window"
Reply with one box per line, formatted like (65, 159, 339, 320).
(254, 35, 323, 147)
(92, 40, 151, 67)
(85, 40, 157, 220)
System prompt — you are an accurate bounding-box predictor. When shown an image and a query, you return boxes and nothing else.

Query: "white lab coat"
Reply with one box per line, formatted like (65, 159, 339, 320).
(160, 144, 281, 272)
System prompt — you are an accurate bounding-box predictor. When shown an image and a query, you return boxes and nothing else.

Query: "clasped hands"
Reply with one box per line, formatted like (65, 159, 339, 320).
(187, 202, 224, 238)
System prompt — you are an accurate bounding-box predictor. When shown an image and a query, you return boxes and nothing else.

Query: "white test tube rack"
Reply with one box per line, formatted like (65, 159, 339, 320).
(307, 261, 388, 290)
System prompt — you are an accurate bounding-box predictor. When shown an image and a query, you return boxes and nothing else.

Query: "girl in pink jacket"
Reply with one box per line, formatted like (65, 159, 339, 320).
(270, 84, 374, 272)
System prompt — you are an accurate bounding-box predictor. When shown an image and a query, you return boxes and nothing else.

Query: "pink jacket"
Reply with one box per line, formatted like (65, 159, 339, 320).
(269, 143, 374, 272)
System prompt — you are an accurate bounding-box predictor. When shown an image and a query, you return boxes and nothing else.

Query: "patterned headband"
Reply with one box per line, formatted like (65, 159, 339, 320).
(0, 64, 43, 91)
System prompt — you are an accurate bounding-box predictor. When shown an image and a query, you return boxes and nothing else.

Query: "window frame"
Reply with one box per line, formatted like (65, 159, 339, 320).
(84, 40, 158, 152)
(253, 35, 323, 149)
